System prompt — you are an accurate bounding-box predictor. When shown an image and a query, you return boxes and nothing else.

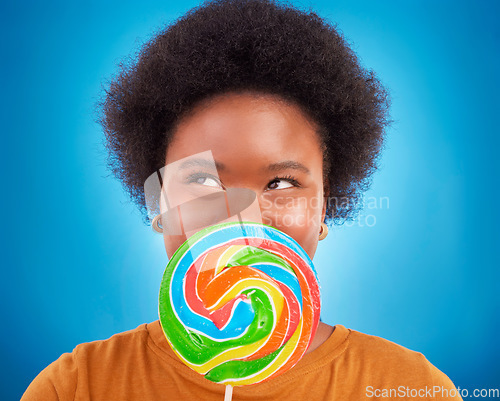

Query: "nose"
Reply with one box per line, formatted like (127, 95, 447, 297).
(224, 187, 263, 225)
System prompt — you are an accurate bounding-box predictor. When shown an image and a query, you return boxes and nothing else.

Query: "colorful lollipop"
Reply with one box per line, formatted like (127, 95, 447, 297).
(158, 221, 321, 387)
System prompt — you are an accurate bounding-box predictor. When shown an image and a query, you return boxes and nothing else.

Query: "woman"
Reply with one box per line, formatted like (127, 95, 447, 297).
(23, 0, 462, 399)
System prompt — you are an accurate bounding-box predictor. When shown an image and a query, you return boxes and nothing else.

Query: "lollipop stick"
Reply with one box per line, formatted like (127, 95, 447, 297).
(224, 385, 233, 401)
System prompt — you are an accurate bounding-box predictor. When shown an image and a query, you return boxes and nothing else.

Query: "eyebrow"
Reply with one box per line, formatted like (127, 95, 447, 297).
(265, 160, 310, 175)
(177, 158, 310, 175)
(178, 158, 225, 171)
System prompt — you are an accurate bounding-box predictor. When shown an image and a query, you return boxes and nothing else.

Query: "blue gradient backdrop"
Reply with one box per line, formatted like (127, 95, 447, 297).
(2, 0, 499, 399)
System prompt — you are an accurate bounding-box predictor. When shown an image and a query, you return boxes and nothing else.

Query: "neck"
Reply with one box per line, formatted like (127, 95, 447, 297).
(305, 322, 335, 355)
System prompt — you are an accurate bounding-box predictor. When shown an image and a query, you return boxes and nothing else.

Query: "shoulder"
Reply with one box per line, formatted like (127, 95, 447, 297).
(72, 322, 150, 362)
(345, 327, 437, 375)
(339, 327, 461, 399)
(346, 327, 429, 368)
(22, 323, 150, 401)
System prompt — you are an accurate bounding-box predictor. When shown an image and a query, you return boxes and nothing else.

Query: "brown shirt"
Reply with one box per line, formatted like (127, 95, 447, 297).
(22, 321, 462, 400)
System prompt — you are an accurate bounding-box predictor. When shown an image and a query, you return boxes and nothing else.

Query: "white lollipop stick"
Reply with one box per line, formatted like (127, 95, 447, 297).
(224, 385, 233, 401)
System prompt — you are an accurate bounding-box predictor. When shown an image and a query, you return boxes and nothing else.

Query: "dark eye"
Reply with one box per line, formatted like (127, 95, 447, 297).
(266, 176, 300, 190)
(187, 173, 223, 189)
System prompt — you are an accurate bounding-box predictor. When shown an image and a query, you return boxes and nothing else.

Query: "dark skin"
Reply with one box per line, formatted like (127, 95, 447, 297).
(161, 92, 334, 353)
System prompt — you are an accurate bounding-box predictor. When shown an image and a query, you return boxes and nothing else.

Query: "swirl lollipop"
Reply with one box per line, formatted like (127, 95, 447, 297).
(158, 221, 321, 388)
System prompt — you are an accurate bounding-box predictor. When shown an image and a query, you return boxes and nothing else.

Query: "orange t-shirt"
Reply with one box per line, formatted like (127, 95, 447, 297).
(22, 321, 462, 400)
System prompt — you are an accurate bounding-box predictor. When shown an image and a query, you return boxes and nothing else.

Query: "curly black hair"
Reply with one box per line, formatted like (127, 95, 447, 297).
(98, 0, 390, 226)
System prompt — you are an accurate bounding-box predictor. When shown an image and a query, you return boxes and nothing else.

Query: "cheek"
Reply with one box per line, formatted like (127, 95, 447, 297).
(260, 192, 323, 258)
(163, 234, 187, 259)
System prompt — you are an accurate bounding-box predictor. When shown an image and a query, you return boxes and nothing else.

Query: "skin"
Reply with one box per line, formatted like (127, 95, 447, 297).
(162, 92, 334, 353)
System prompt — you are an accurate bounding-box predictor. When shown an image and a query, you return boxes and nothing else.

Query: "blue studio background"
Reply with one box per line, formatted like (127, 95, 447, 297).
(2, 0, 499, 399)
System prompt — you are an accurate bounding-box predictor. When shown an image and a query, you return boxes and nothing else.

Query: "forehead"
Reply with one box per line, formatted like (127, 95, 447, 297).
(165, 93, 324, 171)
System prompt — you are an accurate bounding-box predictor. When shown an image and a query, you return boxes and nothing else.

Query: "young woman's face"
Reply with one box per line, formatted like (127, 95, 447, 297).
(162, 92, 327, 259)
